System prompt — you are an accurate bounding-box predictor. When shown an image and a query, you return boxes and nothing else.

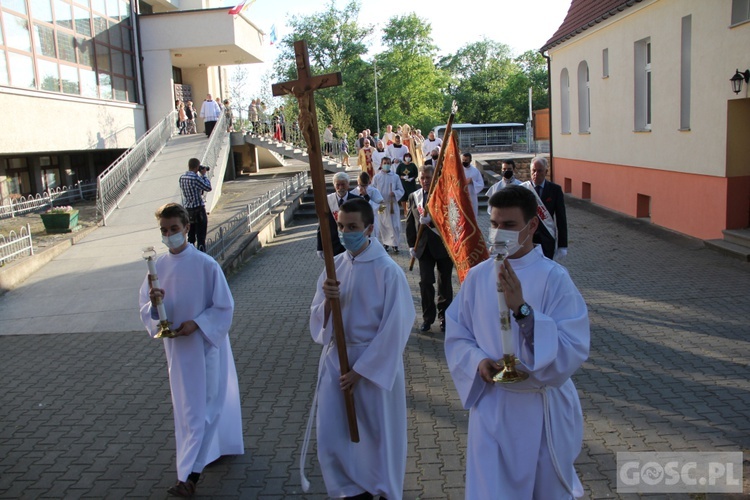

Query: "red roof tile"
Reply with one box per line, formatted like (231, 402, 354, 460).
(541, 0, 644, 51)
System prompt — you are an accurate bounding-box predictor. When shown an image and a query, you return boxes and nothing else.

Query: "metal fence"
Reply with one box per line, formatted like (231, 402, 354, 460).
(199, 111, 230, 183)
(0, 224, 33, 266)
(0, 181, 97, 220)
(205, 171, 309, 261)
(97, 110, 176, 225)
(250, 125, 350, 163)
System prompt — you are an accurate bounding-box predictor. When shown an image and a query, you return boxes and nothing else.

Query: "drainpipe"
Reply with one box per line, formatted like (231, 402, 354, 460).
(543, 51, 553, 179)
(134, 5, 149, 131)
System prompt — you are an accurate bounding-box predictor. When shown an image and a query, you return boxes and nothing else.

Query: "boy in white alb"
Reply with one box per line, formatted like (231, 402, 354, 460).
(303, 198, 416, 500)
(445, 186, 589, 499)
(140, 203, 244, 497)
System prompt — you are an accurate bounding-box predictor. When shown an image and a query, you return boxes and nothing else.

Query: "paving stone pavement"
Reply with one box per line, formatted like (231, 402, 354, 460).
(0, 197, 749, 499)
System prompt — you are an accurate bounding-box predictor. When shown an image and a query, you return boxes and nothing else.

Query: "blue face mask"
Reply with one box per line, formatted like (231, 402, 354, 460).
(338, 228, 370, 253)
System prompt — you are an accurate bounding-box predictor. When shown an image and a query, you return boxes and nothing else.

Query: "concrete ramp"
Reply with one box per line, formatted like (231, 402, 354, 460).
(0, 134, 209, 335)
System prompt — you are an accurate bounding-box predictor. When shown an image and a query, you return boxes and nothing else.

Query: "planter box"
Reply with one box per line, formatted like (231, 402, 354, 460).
(40, 210, 79, 233)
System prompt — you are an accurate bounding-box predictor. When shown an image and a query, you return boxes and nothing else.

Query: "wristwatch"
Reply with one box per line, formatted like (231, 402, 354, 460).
(513, 303, 532, 321)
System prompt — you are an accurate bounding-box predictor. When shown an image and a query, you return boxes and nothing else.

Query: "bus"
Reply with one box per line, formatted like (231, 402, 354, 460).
(432, 123, 526, 152)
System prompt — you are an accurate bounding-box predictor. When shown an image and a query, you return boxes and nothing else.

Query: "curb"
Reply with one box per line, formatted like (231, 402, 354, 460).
(0, 224, 100, 295)
(216, 188, 308, 277)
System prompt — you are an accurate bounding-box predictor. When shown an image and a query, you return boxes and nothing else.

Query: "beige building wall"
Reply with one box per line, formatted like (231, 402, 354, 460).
(0, 90, 146, 154)
(550, 0, 750, 178)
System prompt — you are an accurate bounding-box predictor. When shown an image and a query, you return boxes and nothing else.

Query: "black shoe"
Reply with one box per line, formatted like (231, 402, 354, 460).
(440, 320, 446, 333)
(393, 247, 399, 253)
(384, 245, 390, 252)
(420, 322, 431, 332)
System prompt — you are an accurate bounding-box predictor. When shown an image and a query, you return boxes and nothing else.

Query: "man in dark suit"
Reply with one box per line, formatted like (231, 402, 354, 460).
(316, 172, 361, 257)
(527, 156, 568, 260)
(406, 165, 454, 333)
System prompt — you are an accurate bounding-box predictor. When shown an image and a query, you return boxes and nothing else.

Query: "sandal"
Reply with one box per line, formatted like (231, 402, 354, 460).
(167, 479, 196, 497)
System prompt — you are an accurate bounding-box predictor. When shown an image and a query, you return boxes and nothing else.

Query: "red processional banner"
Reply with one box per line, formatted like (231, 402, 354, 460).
(427, 132, 489, 282)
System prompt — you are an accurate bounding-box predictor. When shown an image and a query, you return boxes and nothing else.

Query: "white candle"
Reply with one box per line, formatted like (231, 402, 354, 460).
(495, 255, 515, 355)
(146, 258, 168, 321)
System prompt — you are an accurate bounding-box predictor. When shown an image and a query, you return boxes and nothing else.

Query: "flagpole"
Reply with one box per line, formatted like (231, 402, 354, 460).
(409, 101, 457, 272)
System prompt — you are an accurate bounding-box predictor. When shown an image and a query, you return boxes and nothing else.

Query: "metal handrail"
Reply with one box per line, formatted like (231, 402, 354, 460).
(200, 111, 230, 181)
(97, 110, 176, 225)
(205, 171, 309, 260)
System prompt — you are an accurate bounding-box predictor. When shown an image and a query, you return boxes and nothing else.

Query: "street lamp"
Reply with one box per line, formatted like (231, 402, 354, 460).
(373, 58, 380, 138)
(730, 69, 750, 95)
(360, 55, 380, 137)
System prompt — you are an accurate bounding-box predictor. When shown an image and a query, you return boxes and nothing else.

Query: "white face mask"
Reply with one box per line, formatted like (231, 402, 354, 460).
(162, 232, 186, 250)
(489, 222, 530, 257)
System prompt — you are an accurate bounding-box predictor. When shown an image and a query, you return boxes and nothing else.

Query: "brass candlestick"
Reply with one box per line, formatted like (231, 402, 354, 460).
(493, 353, 529, 384)
(142, 247, 177, 339)
(491, 242, 529, 384)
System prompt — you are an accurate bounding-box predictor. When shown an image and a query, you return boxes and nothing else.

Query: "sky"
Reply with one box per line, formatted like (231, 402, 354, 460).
(223, 0, 572, 99)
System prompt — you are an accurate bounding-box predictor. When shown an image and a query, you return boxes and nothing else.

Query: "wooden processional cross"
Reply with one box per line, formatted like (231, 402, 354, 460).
(272, 40, 359, 443)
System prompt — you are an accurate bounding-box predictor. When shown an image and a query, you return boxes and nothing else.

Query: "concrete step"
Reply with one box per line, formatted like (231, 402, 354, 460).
(723, 228, 750, 248)
(294, 208, 318, 219)
(704, 239, 750, 262)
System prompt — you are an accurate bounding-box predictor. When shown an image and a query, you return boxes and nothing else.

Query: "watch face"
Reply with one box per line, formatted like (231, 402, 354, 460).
(520, 304, 531, 316)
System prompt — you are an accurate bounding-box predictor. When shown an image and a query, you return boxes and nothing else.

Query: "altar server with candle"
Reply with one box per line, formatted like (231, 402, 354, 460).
(444, 185, 590, 499)
(139, 203, 244, 498)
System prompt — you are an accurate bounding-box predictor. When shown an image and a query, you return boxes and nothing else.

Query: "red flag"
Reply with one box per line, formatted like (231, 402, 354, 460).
(228, 0, 256, 15)
(427, 132, 489, 282)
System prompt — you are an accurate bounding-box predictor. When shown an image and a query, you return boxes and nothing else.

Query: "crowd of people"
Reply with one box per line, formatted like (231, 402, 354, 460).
(142, 106, 580, 498)
(307, 141, 578, 499)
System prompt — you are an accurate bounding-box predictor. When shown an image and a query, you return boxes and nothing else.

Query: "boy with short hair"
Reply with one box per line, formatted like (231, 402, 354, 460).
(139, 203, 244, 497)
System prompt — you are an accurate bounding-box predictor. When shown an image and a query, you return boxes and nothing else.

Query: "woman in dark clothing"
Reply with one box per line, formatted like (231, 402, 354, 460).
(396, 152, 419, 217)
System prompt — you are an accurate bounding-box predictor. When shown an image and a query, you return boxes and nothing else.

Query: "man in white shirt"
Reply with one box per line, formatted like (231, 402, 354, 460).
(461, 153, 485, 218)
(372, 157, 404, 252)
(351, 171, 384, 240)
(422, 130, 442, 158)
(371, 140, 388, 171)
(485, 159, 523, 214)
(386, 135, 408, 163)
(323, 124, 334, 157)
(199, 94, 222, 137)
(382, 124, 396, 146)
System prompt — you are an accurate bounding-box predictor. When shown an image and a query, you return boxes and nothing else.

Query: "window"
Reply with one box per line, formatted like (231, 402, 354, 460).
(578, 61, 590, 133)
(54, 0, 73, 31)
(680, 16, 691, 130)
(634, 37, 652, 131)
(3, 0, 26, 15)
(0, 50, 8, 85)
(560, 68, 571, 134)
(33, 23, 56, 57)
(8, 52, 35, 87)
(0, 0, 138, 102)
(38, 58, 60, 91)
(5, 13, 32, 51)
(602, 48, 609, 78)
(731, 0, 750, 25)
(60, 64, 79, 94)
(74, 7, 91, 37)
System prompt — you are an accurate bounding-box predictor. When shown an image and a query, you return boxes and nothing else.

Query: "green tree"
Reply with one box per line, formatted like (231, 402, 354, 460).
(321, 97, 355, 149)
(272, 0, 371, 133)
(439, 41, 549, 124)
(375, 13, 447, 133)
(439, 39, 515, 123)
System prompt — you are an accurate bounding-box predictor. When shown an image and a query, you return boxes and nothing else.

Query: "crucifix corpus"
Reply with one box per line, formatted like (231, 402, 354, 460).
(272, 40, 359, 443)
